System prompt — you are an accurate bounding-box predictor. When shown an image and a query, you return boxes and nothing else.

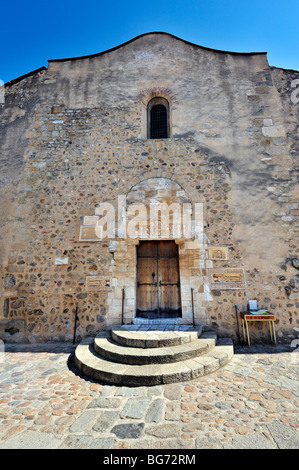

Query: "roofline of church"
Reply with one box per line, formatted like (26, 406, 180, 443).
(5, 66, 47, 87)
(48, 31, 268, 63)
(4, 32, 271, 87)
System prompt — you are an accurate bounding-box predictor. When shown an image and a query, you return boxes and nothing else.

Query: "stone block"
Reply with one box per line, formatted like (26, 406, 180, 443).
(79, 226, 98, 241)
(83, 216, 99, 225)
(262, 125, 286, 137)
(4, 274, 16, 289)
(55, 257, 69, 265)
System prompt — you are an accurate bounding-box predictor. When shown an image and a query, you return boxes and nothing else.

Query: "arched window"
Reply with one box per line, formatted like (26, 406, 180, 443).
(147, 97, 170, 139)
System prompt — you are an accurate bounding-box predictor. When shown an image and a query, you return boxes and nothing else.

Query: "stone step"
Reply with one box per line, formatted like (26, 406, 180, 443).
(74, 338, 234, 386)
(94, 330, 216, 365)
(111, 325, 203, 348)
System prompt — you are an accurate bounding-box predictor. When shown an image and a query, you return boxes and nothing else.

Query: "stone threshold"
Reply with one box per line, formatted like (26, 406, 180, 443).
(133, 318, 194, 327)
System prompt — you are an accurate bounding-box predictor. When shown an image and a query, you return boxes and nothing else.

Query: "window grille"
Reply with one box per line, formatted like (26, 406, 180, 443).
(147, 97, 170, 139)
(150, 104, 168, 139)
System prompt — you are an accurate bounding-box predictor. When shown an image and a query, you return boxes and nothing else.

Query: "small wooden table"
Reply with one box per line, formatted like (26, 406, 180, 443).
(240, 312, 277, 347)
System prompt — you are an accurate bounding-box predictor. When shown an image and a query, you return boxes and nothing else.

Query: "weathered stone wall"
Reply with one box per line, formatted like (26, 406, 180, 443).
(0, 33, 298, 344)
(268, 66, 299, 340)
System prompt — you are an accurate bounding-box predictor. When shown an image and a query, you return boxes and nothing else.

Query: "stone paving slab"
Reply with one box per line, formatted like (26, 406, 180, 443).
(0, 342, 298, 449)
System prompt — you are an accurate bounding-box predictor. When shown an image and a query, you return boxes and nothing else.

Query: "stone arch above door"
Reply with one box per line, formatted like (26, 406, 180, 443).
(124, 170, 200, 203)
(125, 177, 192, 241)
(126, 176, 191, 205)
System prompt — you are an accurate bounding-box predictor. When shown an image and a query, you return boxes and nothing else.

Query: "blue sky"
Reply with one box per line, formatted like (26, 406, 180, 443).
(1, 0, 299, 83)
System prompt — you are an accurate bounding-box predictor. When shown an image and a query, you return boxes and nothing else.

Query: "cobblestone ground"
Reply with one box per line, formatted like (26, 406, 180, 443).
(0, 342, 298, 449)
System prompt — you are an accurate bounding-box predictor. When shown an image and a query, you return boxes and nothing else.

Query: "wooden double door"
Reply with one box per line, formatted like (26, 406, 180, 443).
(136, 240, 181, 318)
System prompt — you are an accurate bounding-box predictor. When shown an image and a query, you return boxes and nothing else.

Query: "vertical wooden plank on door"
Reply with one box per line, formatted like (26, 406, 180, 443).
(158, 241, 181, 315)
(136, 241, 158, 316)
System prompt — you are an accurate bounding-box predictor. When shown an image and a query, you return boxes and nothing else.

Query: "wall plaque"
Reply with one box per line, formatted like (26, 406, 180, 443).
(209, 268, 245, 289)
(208, 246, 229, 260)
(85, 276, 111, 291)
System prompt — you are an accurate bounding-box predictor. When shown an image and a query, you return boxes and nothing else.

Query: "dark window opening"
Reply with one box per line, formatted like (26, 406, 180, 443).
(147, 97, 170, 139)
(150, 104, 168, 139)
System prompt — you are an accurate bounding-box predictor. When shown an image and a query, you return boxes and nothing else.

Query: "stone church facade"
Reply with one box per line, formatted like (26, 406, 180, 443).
(0, 32, 298, 344)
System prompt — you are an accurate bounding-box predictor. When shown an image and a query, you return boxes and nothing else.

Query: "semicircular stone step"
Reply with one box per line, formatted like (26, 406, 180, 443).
(74, 339, 234, 386)
(111, 325, 203, 348)
(94, 334, 217, 365)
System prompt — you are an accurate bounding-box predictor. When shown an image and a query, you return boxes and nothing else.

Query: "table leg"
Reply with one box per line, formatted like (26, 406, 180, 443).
(242, 319, 246, 344)
(269, 321, 273, 342)
(271, 321, 277, 344)
(245, 319, 250, 347)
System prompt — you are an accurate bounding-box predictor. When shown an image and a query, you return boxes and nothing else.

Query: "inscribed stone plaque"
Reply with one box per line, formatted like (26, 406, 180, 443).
(85, 276, 111, 291)
(209, 268, 245, 289)
(208, 246, 229, 260)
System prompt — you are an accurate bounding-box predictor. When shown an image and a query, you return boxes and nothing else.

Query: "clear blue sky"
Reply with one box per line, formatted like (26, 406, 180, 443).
(1, 0, 299, 83)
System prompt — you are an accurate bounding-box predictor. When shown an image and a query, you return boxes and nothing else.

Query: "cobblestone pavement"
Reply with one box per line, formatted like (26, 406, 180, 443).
(0, 342, 298, 449)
